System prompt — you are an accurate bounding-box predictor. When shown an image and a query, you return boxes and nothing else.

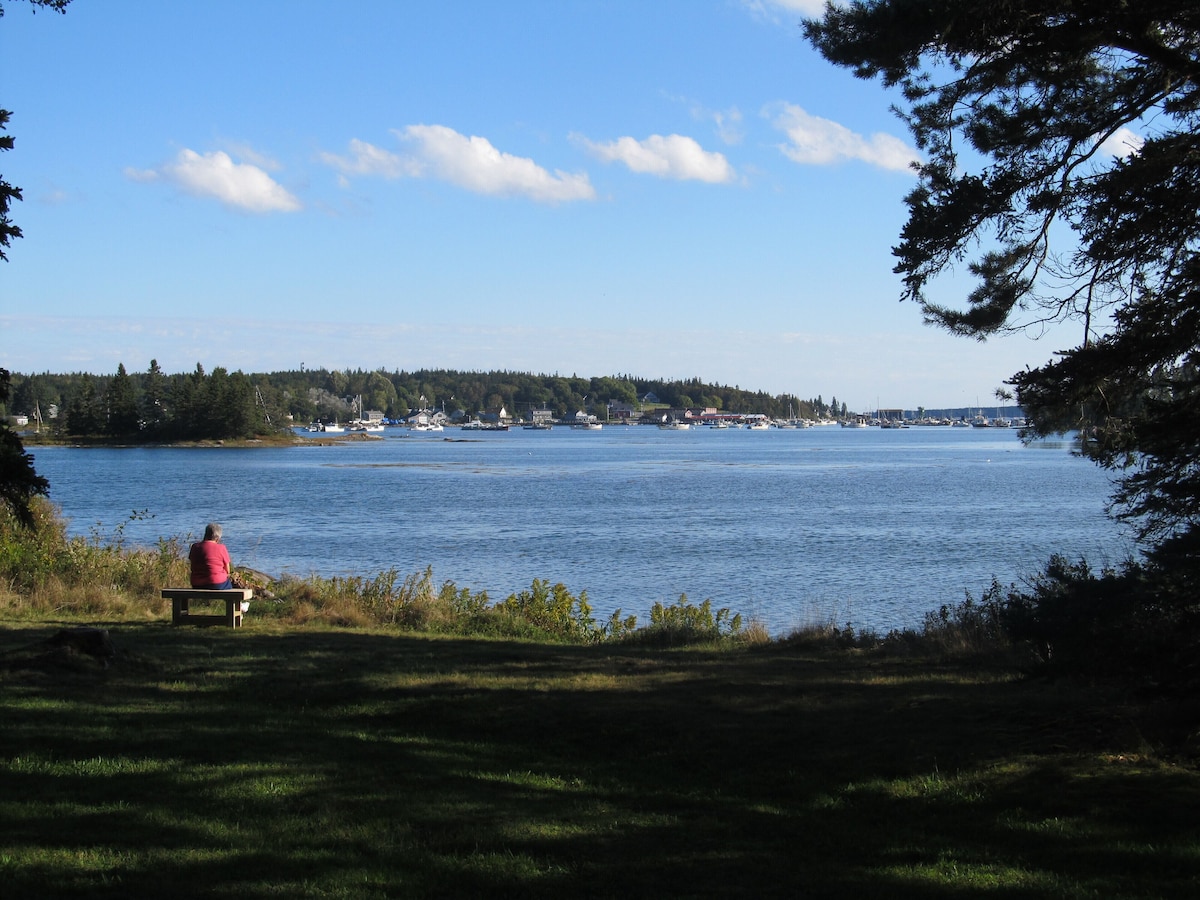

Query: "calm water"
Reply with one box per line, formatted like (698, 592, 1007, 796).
(30, 425, 1135, 634)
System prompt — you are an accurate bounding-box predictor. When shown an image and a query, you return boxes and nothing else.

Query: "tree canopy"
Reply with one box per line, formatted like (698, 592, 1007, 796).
(806, 1, 1200, 569)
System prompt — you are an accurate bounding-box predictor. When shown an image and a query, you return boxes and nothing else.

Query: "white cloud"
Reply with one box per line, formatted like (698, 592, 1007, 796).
(1095, 126, 1144, 159)
(766, 102, 920, 173)
(321, 126, 595, 204)
(398, 125, 595, 203)
(577, 133, 735, 183)
(711, 108, 745, 146)
(741, 0, 828, 23)
(220, 141, 283, 172)
(318, 138, 421, 179)
(125, 148, 301, 213)
(663, 92, 745, 145)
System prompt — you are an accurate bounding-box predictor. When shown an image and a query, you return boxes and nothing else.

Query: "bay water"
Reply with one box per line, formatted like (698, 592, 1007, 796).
(30, 425, 1135, 635)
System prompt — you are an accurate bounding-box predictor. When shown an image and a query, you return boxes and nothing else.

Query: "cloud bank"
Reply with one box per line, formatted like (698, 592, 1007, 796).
(125, 148, 301, 213)
(767, 102, 920, 172)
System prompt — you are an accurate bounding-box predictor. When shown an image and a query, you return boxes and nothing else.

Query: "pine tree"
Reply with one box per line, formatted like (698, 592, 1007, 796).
(105, 362, 140, 437)
(806, 1, 1200, 570)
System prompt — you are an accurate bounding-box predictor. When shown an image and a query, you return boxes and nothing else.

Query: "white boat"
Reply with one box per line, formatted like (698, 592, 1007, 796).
(840, 417, 869, 428)
(658, 420, 690, 430)
(572, 422, 603, 430)
(747, 420, 771, 430)
(322, 422, 345, 433)
(410, 422, 443, 433)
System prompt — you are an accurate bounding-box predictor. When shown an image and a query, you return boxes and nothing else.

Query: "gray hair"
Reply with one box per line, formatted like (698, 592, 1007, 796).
(203, 523, 223, 542)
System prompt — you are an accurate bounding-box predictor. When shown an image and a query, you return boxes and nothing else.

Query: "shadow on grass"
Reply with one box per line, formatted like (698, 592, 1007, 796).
(1, 622, 1198, 898)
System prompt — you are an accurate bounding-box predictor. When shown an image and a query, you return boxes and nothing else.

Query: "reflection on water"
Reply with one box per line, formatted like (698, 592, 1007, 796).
(31, 426, 1133, 634)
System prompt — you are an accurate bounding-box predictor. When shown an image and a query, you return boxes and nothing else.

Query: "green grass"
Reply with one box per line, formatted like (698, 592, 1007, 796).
(2, 620, 1198, 898)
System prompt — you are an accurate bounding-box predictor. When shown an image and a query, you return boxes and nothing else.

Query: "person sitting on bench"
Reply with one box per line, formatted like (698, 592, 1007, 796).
(189, 522, 235, 590)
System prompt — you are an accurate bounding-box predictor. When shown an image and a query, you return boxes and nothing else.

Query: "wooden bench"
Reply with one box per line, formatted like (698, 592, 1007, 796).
(162, 588, 253, 627)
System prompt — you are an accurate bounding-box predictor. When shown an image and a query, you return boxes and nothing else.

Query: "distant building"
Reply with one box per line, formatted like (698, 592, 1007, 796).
(607, 401, 636, 421)
(408, 409, 450, 427)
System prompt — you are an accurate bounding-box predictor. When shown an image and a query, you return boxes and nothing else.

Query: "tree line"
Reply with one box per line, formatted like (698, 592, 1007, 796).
(2, 363, 849, 440)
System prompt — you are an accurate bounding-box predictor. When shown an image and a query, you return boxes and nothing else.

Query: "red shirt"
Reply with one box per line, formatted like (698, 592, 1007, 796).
(189, 540, 231, 587)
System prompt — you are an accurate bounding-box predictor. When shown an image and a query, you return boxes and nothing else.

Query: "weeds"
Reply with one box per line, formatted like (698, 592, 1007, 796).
(493, 578, 599, 642)
(625, 594, 745, 647)
(0, 499, 187, 617)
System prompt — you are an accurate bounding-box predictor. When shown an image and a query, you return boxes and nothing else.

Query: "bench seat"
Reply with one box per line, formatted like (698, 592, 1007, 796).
(162, 588, 254, 627)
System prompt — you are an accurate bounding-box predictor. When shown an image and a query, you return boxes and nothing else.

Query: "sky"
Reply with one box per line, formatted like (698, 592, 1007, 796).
(0, 0, 1092, 410)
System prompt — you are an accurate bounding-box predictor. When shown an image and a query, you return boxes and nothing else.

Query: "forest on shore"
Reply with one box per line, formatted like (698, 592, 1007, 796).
(2, 363, 849, 442)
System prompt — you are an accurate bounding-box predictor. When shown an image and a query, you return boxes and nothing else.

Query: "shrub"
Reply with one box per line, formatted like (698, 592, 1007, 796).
(493, 579, 600, 643)
(994, 554, 1200, 685)
(625, 595, 743, 647)
(911, 587, 1013, 656)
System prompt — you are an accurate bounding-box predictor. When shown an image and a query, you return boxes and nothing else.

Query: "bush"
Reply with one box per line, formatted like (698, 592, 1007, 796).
(625, 595, 743, 647)
(493, 579, 600, 643)
(995, 554, 1200, 685)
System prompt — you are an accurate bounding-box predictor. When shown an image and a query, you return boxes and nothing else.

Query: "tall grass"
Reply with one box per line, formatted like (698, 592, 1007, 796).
(0, 499, 188, 618)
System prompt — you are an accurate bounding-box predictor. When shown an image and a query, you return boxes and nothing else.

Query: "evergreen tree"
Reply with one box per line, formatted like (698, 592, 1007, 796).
(105, 362, 140, 437)
(172, 363, 206, 440)
(0, 368, 48, 527)
(0, 1, 73, 524)
(806, 1, 1200, 570)
(142, 358, 168, 435)
(64, 374, 102, 436)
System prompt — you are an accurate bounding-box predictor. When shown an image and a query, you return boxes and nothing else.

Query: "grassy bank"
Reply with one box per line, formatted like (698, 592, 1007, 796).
(2, 619, 1199, 899)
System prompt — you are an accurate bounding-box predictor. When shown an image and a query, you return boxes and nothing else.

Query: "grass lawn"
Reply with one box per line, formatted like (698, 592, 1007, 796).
(1, 620, 1198, 898)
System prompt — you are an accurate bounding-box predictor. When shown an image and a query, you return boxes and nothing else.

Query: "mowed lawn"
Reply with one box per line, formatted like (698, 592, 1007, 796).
(1, 621, 1198, 899)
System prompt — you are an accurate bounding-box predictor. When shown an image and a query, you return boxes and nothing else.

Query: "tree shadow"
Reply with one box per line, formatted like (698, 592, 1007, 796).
(0, 624, 1196, 898)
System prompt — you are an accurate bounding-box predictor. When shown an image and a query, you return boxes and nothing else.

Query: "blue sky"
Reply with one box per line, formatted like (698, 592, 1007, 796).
(1, 0, 1081, 410)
